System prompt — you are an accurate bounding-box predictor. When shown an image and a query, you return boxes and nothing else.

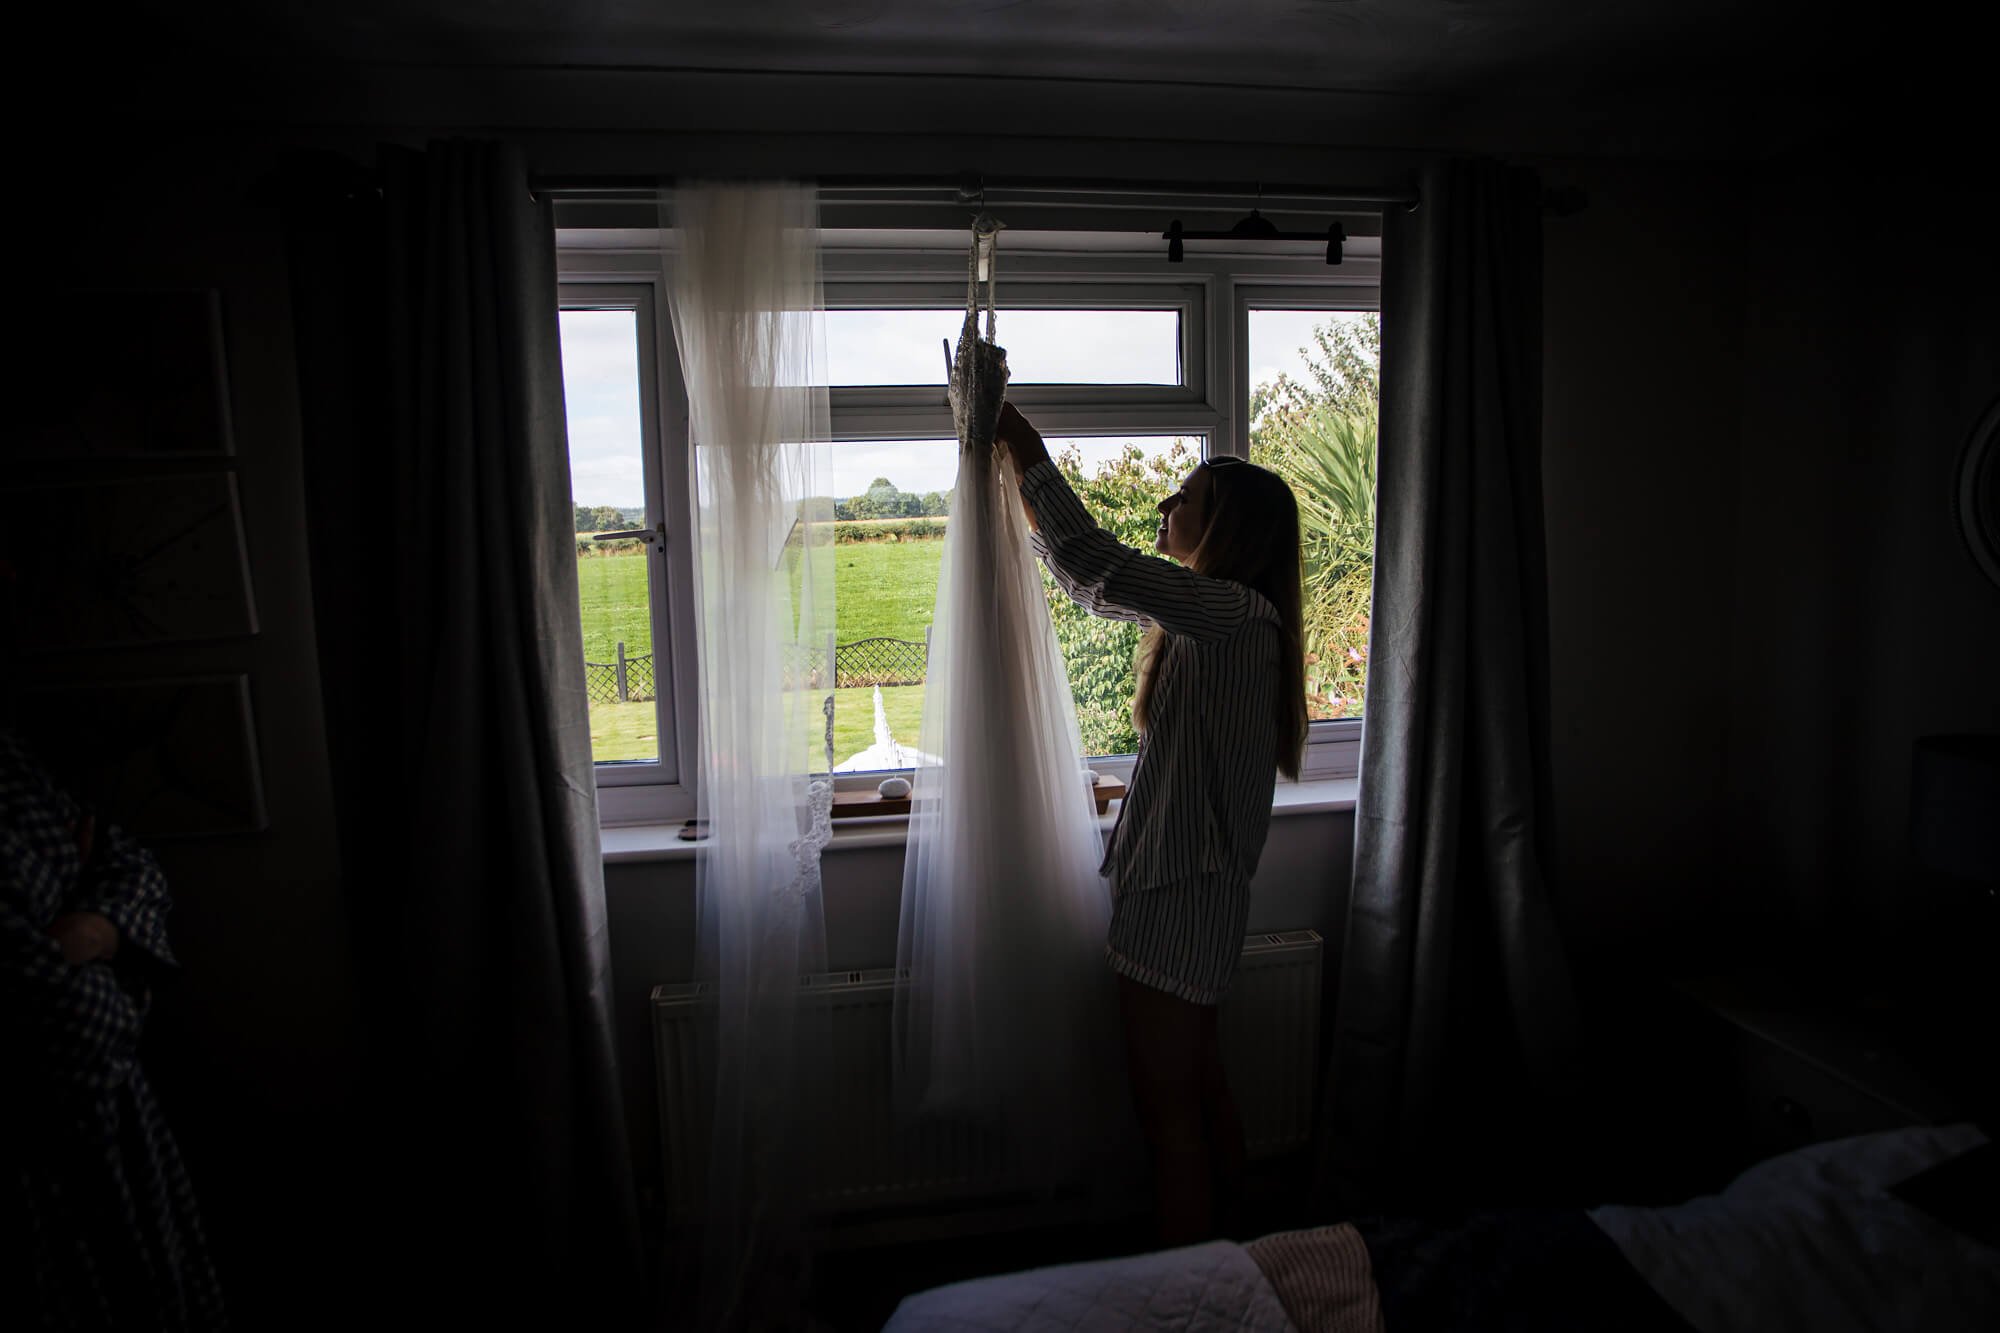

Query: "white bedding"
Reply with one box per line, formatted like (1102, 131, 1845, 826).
(883, 1125, 2000, 1332)
(880, 1238, 1293, 1332)
(1590, 1122, 1999, 1333)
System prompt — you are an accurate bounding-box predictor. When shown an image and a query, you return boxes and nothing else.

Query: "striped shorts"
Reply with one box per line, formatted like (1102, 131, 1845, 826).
(1104, 873, 1254, 1006)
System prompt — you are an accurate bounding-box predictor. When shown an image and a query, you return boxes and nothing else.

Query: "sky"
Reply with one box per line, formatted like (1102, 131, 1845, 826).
(558, 307, 1367, 508)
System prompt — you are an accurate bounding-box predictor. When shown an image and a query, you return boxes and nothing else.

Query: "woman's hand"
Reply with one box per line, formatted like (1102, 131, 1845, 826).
(994, 401, 1048, 530)
(995, 401, 1050, 476)
(47, 911, 119, 965)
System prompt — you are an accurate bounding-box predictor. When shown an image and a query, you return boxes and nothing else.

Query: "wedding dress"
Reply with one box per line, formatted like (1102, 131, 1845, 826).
(893, 221, 1122, 1185)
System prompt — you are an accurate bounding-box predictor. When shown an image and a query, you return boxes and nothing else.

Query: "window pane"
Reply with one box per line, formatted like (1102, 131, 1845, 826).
(826, 441, 954, 772)
(559, 309, 660, 764)
(822, 436, 1200, 769)
(1247, 309, 1379, 720)
(826, 309, 1181, 386)
(1043, 436, 1204, 756)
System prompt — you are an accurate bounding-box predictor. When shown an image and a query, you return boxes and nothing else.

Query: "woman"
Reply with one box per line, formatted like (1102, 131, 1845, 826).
(2, 729, 228, 1330)
(995, 401, 1307, 1246)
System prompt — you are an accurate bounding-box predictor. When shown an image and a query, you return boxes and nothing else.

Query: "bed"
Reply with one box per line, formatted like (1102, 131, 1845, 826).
(880, 1122, 1998, 1331)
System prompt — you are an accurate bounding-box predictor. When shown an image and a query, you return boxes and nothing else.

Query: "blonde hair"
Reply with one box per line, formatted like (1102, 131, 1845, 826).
(1131, 458, 1308, 778)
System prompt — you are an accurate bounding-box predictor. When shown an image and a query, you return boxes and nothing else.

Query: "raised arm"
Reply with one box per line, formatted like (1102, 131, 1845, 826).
(68, 813, 178, 971)
(1019, 459, 1260, 642)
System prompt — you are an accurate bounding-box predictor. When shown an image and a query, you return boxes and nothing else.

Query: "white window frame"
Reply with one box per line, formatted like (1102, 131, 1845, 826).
(557, 269, 701, 825)
(558, 232, 1379, 821)
(1233, 285, 1381, 781)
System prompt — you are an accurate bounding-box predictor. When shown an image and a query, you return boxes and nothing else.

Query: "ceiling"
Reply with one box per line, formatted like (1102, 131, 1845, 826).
(128, 1, 1871, 92)
(89, 0, 1951, 159)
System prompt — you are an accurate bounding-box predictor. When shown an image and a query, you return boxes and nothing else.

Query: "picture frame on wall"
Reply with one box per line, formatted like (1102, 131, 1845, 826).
(15, 673, 269, 840)
(9, 288, 235, 461)
(0, 472, 259, 650)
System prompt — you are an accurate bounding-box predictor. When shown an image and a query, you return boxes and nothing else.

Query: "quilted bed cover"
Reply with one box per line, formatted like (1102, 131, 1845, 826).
(881, 1124, 1999, 1332)
(880, 1238, 1294, 1331)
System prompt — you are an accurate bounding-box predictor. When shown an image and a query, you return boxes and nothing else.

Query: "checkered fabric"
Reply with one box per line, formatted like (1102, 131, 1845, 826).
(3, 730, 227, 1330)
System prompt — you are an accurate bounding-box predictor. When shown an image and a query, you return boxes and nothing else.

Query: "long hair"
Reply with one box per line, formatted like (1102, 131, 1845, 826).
(1131, 458, 1308, 778)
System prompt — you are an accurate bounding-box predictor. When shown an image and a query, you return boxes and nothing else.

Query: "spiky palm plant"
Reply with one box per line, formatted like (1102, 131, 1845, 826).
(1257, 403, 1377, 718)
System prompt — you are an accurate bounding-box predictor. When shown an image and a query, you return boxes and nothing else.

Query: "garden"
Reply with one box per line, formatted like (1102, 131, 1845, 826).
(576, 314, 1380, 769)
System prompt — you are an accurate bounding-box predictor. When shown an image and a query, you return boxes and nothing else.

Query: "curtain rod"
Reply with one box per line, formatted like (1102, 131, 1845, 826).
(530, 172, 1420, 211)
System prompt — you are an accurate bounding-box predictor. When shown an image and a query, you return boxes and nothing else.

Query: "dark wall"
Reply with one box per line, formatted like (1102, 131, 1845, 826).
(33, 136, 367, 1319)
(1720, 154, 2000, 948)
(1539, 159, 1750, 957)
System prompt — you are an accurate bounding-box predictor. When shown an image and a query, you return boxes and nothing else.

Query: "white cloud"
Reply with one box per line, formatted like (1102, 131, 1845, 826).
(560, 311, 647, 507)
(557, 309, 640, 381)
(569, 454, 646, 508)
(1246, 309, 1371, 398)
(828, 309, 1180, 386)
(829, 440, 957, 496)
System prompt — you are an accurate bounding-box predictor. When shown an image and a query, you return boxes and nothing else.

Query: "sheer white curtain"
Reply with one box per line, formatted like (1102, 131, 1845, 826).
(894, 225, 1123, 1189)
(664, 181, 835, 1327)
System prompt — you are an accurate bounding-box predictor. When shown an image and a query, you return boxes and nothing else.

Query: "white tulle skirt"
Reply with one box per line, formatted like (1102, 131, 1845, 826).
(892, 288, 1126, 1189)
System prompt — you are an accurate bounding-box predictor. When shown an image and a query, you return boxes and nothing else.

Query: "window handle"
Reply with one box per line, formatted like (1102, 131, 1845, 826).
(591, 524, 664, 546)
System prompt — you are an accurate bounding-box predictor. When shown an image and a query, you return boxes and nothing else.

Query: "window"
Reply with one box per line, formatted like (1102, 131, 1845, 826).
(824, 433, 1199, 767)
(826, 308, 1183, 386)
(557, 279, 698, 824)
(559, 305, 658, 765)
(1245, 306, 1379, 731)
(557, 231, 1379, 821)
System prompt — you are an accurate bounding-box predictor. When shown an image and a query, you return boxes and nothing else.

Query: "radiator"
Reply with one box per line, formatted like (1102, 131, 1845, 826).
(649, 928, 1321, 1222)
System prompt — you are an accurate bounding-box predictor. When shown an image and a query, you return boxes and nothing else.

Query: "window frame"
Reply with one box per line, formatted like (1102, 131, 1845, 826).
(557, 235, 1379, 822)
(1233, 286, 1382, 781)
(557, 270, 701, 825)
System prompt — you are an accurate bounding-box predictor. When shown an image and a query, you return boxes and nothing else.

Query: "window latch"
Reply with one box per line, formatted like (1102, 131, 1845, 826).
(591, 523, 665, 546)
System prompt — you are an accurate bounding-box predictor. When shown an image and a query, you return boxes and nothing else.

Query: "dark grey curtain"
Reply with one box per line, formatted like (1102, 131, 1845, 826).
(1317, 158, 1579, 1208)
(278, 140, 644, 1323)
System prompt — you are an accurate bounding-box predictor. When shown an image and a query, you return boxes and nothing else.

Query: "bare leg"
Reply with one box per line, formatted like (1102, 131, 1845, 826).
(1118, 976, 1214, 1246)
(1198, 1005, 1247, 1236)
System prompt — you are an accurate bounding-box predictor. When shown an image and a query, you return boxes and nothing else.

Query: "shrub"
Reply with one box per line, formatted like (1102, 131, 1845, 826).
(1044, 439, 1197, 755)
(1253, 314, 1379, 719)
(832, 517, 950, 543)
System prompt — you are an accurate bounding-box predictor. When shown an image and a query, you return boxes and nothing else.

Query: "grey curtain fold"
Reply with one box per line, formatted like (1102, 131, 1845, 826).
(279, 140, 644, 1323)
(1317, 158, 1579, 1208)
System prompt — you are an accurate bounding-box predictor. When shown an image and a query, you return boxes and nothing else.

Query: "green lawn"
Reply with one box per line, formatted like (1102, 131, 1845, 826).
(578, 543, 944, 767)
(577, 542, 943, 661)
(575, 553, 652, 663)
(829, 540, 943, 644)
(588, 685, 927, 769)
(829, 684, 927, 770)
(589, 700, 659, 765)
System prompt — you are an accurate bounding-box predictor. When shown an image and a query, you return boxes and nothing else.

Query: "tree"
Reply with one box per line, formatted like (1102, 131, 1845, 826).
(1248, 313, 1379, 433)
(920, 490, 951, 517)
(1039, 315, 1379, 747)
(1250, 313, 1379, 719)
(850, 477, 906, 519)
(573, 503, 627, 533)
(1043, 439, 1197, 755)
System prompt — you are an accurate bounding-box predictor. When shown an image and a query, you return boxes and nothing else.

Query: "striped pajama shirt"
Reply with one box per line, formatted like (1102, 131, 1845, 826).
(1022, 460, 1283, 1005)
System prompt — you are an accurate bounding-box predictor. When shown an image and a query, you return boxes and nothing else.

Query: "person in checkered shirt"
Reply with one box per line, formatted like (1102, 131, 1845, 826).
(1, 561, 227, 1328)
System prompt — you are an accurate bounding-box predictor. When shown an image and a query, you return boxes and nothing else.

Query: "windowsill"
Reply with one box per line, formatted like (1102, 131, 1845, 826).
(600, 774, 1359, 865)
